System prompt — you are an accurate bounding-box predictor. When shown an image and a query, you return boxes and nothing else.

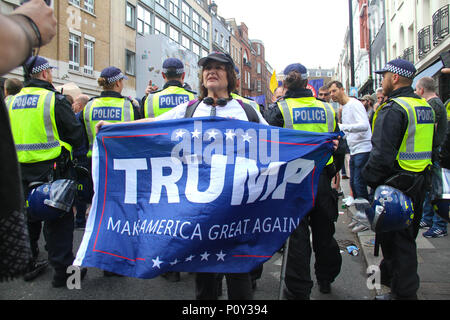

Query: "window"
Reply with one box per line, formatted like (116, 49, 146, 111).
(257, 80, 261, 92)
(126, 50, 135, 76)
(69, 33, 80, 71)
(126, 2, 136, 29)
(69, 0, 80, 6)
(214, 29, 219, 44)
(257, 62, 261, 74)
(247, 72, 251, 89)
(155, 0, 165, 7)
(192, 12, 200, 34)
(181, 2, 190, 26)
(84, 0, 94, 14)
(137, 5, 151, 35)
(201, 19, 208, 40)
(257, 44, 261, 55)
(181, 35, 190, 49)
(155, 16, 166, 35)
(201, 48, 208, 58)
(192, 42, 200, 58)
(169, 0, 179, 17)
(169, 26, 179, 43)
(316, 71, 321, 77)
(84, 39, 94, 76)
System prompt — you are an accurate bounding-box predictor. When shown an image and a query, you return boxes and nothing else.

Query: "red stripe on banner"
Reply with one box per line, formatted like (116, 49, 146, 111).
(233, 255, 273, 258)
(92, 134, 167, 262)
(261, 139, 319, 146)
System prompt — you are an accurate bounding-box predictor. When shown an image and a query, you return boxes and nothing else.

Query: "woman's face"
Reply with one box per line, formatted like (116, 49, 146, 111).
(202, 61, 228, 92)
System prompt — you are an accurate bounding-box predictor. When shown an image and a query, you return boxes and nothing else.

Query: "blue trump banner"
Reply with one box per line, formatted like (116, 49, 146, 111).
(74, 117, 339, 279)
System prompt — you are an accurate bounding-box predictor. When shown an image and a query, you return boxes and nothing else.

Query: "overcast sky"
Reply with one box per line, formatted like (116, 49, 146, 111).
(214, 0, 350, 73)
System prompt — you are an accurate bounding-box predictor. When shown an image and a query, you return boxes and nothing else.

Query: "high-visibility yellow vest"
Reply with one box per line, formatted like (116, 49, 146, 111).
(277, 97, 336, 165)
(373, 97, 434, 172)
(144, 86, 196, 118)
(83, 96, 135, 157)
(231, 93, 261, 112)
(8, 87, 72, 163)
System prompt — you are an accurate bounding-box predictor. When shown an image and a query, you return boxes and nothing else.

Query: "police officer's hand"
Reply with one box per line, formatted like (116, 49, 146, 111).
(332, 138, 340, 151)
(145, 80, 159, 96)
(12, 0, 57, 47)
(95, 121, 112, 134)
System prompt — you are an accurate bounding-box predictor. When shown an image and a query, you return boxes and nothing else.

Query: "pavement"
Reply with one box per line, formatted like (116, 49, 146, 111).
(340, 177, 450, 300)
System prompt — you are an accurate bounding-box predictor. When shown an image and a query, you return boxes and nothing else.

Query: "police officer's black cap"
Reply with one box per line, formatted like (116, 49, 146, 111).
(198, 52, 235, 68)
(375, 59, 416, 79)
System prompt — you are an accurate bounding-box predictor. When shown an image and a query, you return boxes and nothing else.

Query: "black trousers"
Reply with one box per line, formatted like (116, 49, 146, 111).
(284, 170, 342, 299)
(195, 272, 253, 300)
(377, 190, 426, 299)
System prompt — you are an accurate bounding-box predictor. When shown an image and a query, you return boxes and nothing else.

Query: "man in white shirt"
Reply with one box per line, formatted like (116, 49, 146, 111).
(329, 81, 372, 232)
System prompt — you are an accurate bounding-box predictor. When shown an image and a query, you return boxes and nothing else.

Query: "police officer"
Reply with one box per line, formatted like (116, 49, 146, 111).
(362, 59, 435, 300)
(81, 66, 140, 277)
(8, 56, 85, 287)
(231, 66, 262, 113)
(265, 63, 342, 299)
(143, 58, 196, 118)
(83, 67, 141, 158)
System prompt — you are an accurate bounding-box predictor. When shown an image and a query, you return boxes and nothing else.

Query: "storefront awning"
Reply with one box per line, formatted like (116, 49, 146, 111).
(413, 60, 444, 88)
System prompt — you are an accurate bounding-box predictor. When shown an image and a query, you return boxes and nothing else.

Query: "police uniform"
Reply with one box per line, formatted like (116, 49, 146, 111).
(265, 63, 342, 299)
(143, 58, 196, 118)
(230, 92, 262, 113)
(8, 57, 85, 286)
(144, 80, 196, 118)
(362, 59, 435, 300)
(82, 67, 141, 158)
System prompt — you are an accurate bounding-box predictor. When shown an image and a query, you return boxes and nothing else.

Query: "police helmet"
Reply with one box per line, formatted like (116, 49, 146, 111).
(74, 166, 94, 203)
(364, 185, 415, 233)
(27, 179, 77, 221)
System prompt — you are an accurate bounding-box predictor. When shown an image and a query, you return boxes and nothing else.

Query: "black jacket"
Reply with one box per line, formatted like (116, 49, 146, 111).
(361, 86, 437, 189)
(19, 79, 84, 183)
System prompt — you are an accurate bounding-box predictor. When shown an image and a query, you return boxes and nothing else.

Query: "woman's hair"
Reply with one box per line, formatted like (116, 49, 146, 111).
(284, 71, 308, 91)
(98, 77, 116, 90)
(198, 62, 237, 100)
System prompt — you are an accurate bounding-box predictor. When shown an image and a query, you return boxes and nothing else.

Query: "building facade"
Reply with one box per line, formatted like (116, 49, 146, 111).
(369, 0, 387, 91)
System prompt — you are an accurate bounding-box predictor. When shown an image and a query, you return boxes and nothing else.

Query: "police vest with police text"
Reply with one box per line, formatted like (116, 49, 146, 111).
(84, 96, 135, 157)
(277, 97, 336, 165)
(372, 97, 434, 172)
(144, 86, 196, 118)
(8, 87, 72, 164)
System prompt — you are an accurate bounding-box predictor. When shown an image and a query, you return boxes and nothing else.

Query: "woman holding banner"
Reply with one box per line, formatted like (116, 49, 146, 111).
(96, 52, 267, 300)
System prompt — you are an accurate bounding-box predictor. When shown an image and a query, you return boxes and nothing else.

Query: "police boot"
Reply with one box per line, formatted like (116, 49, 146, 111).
(23, 260, 49, 282)
(318, 280, 331, 294)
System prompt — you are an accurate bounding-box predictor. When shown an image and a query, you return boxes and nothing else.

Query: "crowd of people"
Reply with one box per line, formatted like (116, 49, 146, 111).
(1, 0, 449, 302)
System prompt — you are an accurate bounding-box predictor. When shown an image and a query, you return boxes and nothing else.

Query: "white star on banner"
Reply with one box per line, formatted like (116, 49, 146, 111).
(206, 130, 218, 140)
(191, 129, 201, 139)
(216, 251, 226, 261)
(242, 132, 252, 143)
(185, 255, 195, 262)
(200, 251, 210, 261)
(225, 130, 236, 140)
(170, 259, 179, 266)
(175, 130, 185, 139)
(152, 256, 163, 269)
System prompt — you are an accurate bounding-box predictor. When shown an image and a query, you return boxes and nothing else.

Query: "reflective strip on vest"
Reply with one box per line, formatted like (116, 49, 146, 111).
(84, 98, 132, 152)
(15, 91, 60, 151)
(279, 99, 335, 132)
(146, 94, 155, 118)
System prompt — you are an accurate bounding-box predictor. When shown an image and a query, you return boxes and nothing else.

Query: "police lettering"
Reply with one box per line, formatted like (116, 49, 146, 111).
(160, 94, 190, 109)
(416, 107, 434, 124)
(293, 107, 326, 124)
(92, 107, 122, 121)
(12, 95, 40, 109)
